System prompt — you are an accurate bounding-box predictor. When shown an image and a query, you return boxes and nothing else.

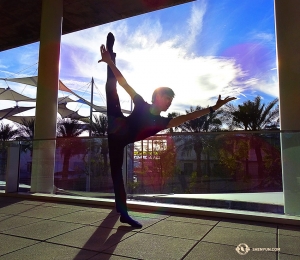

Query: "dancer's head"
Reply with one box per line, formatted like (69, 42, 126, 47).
(152, 87, 175, 111)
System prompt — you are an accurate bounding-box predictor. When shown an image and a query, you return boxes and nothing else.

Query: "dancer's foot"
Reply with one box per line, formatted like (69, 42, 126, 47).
(106, 32, 115, 53)
(120, 214, 143, 228)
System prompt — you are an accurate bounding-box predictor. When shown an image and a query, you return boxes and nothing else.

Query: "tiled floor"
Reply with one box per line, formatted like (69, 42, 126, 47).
(0, 196, 299, 260)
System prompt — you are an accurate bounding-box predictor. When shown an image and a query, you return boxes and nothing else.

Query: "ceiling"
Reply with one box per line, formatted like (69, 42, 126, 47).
(0, 0, 193, 52)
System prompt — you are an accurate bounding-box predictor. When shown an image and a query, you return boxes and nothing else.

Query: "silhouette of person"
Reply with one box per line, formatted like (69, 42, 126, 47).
(99, 32, 236, 228)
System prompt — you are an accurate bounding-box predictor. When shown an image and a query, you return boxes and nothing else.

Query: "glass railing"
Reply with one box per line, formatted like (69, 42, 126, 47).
(2, 130, 300, 217)
(0, 141, 9, 191)
(1, 140, 21, 191)
(128, 131, 283, 214)
(17, 137, 115, 198)
(53, 137, 114, 198)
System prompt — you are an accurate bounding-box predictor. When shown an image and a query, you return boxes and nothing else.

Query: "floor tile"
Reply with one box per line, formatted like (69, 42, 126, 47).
(104, 232, 196, 260)
(51, 210, 113, 225)
(203, 226, 276, 248)
(184, 241, 276, 260)
(42, 202, 89, 211)
(15, 200, 46, 206)
(0, 214, 9, 221)
(3, 219, 83, 240)
(0, 215, 43, 232)
(217, 219, 277, 233)
(278, 253, 300, 260)
(48, 225, 136, 252)
(89, 253, 137, 259)
(0, 234, 39, 256)
(0, 196, 299, 259)
(128, 211, 169, 220)
(0, 242, 98, 260)
(142, 219, 213, 240)
(0, 203, 38, 215)
(18, 205, 78, 219)
(85, 206, 118, 214)
(279, 234, 300, 256)
(166, 215, 218, 225)
(279, 225, 300, 237)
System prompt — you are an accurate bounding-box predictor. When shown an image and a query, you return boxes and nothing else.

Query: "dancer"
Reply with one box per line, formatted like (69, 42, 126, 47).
(99, 32, 236, 228)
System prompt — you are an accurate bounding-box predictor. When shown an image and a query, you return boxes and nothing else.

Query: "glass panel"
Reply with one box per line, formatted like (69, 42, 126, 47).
(128, 132, 284, 214)
(0, 140, 9, 191)
(18, 137, 114, 197)
(13, 132, 300, 218)
(19, 140, 32, 191)
(1, 141, 20, 192)
(53, 137, 114, 198)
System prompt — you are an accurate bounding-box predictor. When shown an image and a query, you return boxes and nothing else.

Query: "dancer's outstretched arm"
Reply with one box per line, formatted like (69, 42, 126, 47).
(99, 44, 137, 100)
(167, 95, 236, 128)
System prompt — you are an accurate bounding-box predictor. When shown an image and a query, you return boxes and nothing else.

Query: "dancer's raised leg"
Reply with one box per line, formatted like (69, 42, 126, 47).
(105, 32, 142, 228)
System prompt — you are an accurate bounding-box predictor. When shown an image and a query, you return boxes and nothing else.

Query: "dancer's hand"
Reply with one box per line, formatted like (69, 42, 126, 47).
(98, 45, 111, 63)
(214, 95, 236, 109)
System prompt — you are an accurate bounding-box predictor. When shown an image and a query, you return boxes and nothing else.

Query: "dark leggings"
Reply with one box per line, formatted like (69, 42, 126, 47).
(106, 52, 128, 215)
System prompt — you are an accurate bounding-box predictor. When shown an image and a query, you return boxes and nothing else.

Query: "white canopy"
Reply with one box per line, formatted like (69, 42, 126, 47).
(1, 76, 131, 117)
(0, 87, 35, 102)
(58, 96, 76, 104)
(57, 103, 87, 120)
(0, 106, 35, 119)
(4, 76, 72, 93)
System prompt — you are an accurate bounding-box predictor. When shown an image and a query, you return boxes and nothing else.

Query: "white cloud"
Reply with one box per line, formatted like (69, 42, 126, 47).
(60, 2, 246, 115)
(0, 47, 39, 81)
(184, 0, 207, 50)
(255, 32, 274, 42)
(250, 32, 274, 43)
(0, 70, 18, 79)
(250, 76, 279, 98)
(0, 0, 279, 125)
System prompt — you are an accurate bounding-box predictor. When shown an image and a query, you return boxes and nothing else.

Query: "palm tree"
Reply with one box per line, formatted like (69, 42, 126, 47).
(57, 118, 86, 138)
(228, 96, 279, 131)
(17, 118, 35, 139)
(0, 122, 19, 141)
(228, 96, 279, 178)
(167, 112, 180, 133)
(175, 106, 223, 188)
(217, 133, 251, 183)
(56, 118, 87, 179)
(177, 107, 206, 181)
(85, 114, 109, 177)
(90, 114, 108, 136)
(16, 118, 35, 155)
(202, 110, 223, 177)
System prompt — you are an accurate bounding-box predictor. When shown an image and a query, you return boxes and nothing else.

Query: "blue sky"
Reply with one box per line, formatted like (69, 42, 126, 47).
(0, 0, 277, 122)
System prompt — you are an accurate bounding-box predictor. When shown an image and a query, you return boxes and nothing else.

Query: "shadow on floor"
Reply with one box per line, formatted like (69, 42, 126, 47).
(73, 210, 135, 260)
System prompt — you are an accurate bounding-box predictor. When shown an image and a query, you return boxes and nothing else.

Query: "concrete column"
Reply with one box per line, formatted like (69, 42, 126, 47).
(31, 0, 63, 193)
(274, 0, 300, 215)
